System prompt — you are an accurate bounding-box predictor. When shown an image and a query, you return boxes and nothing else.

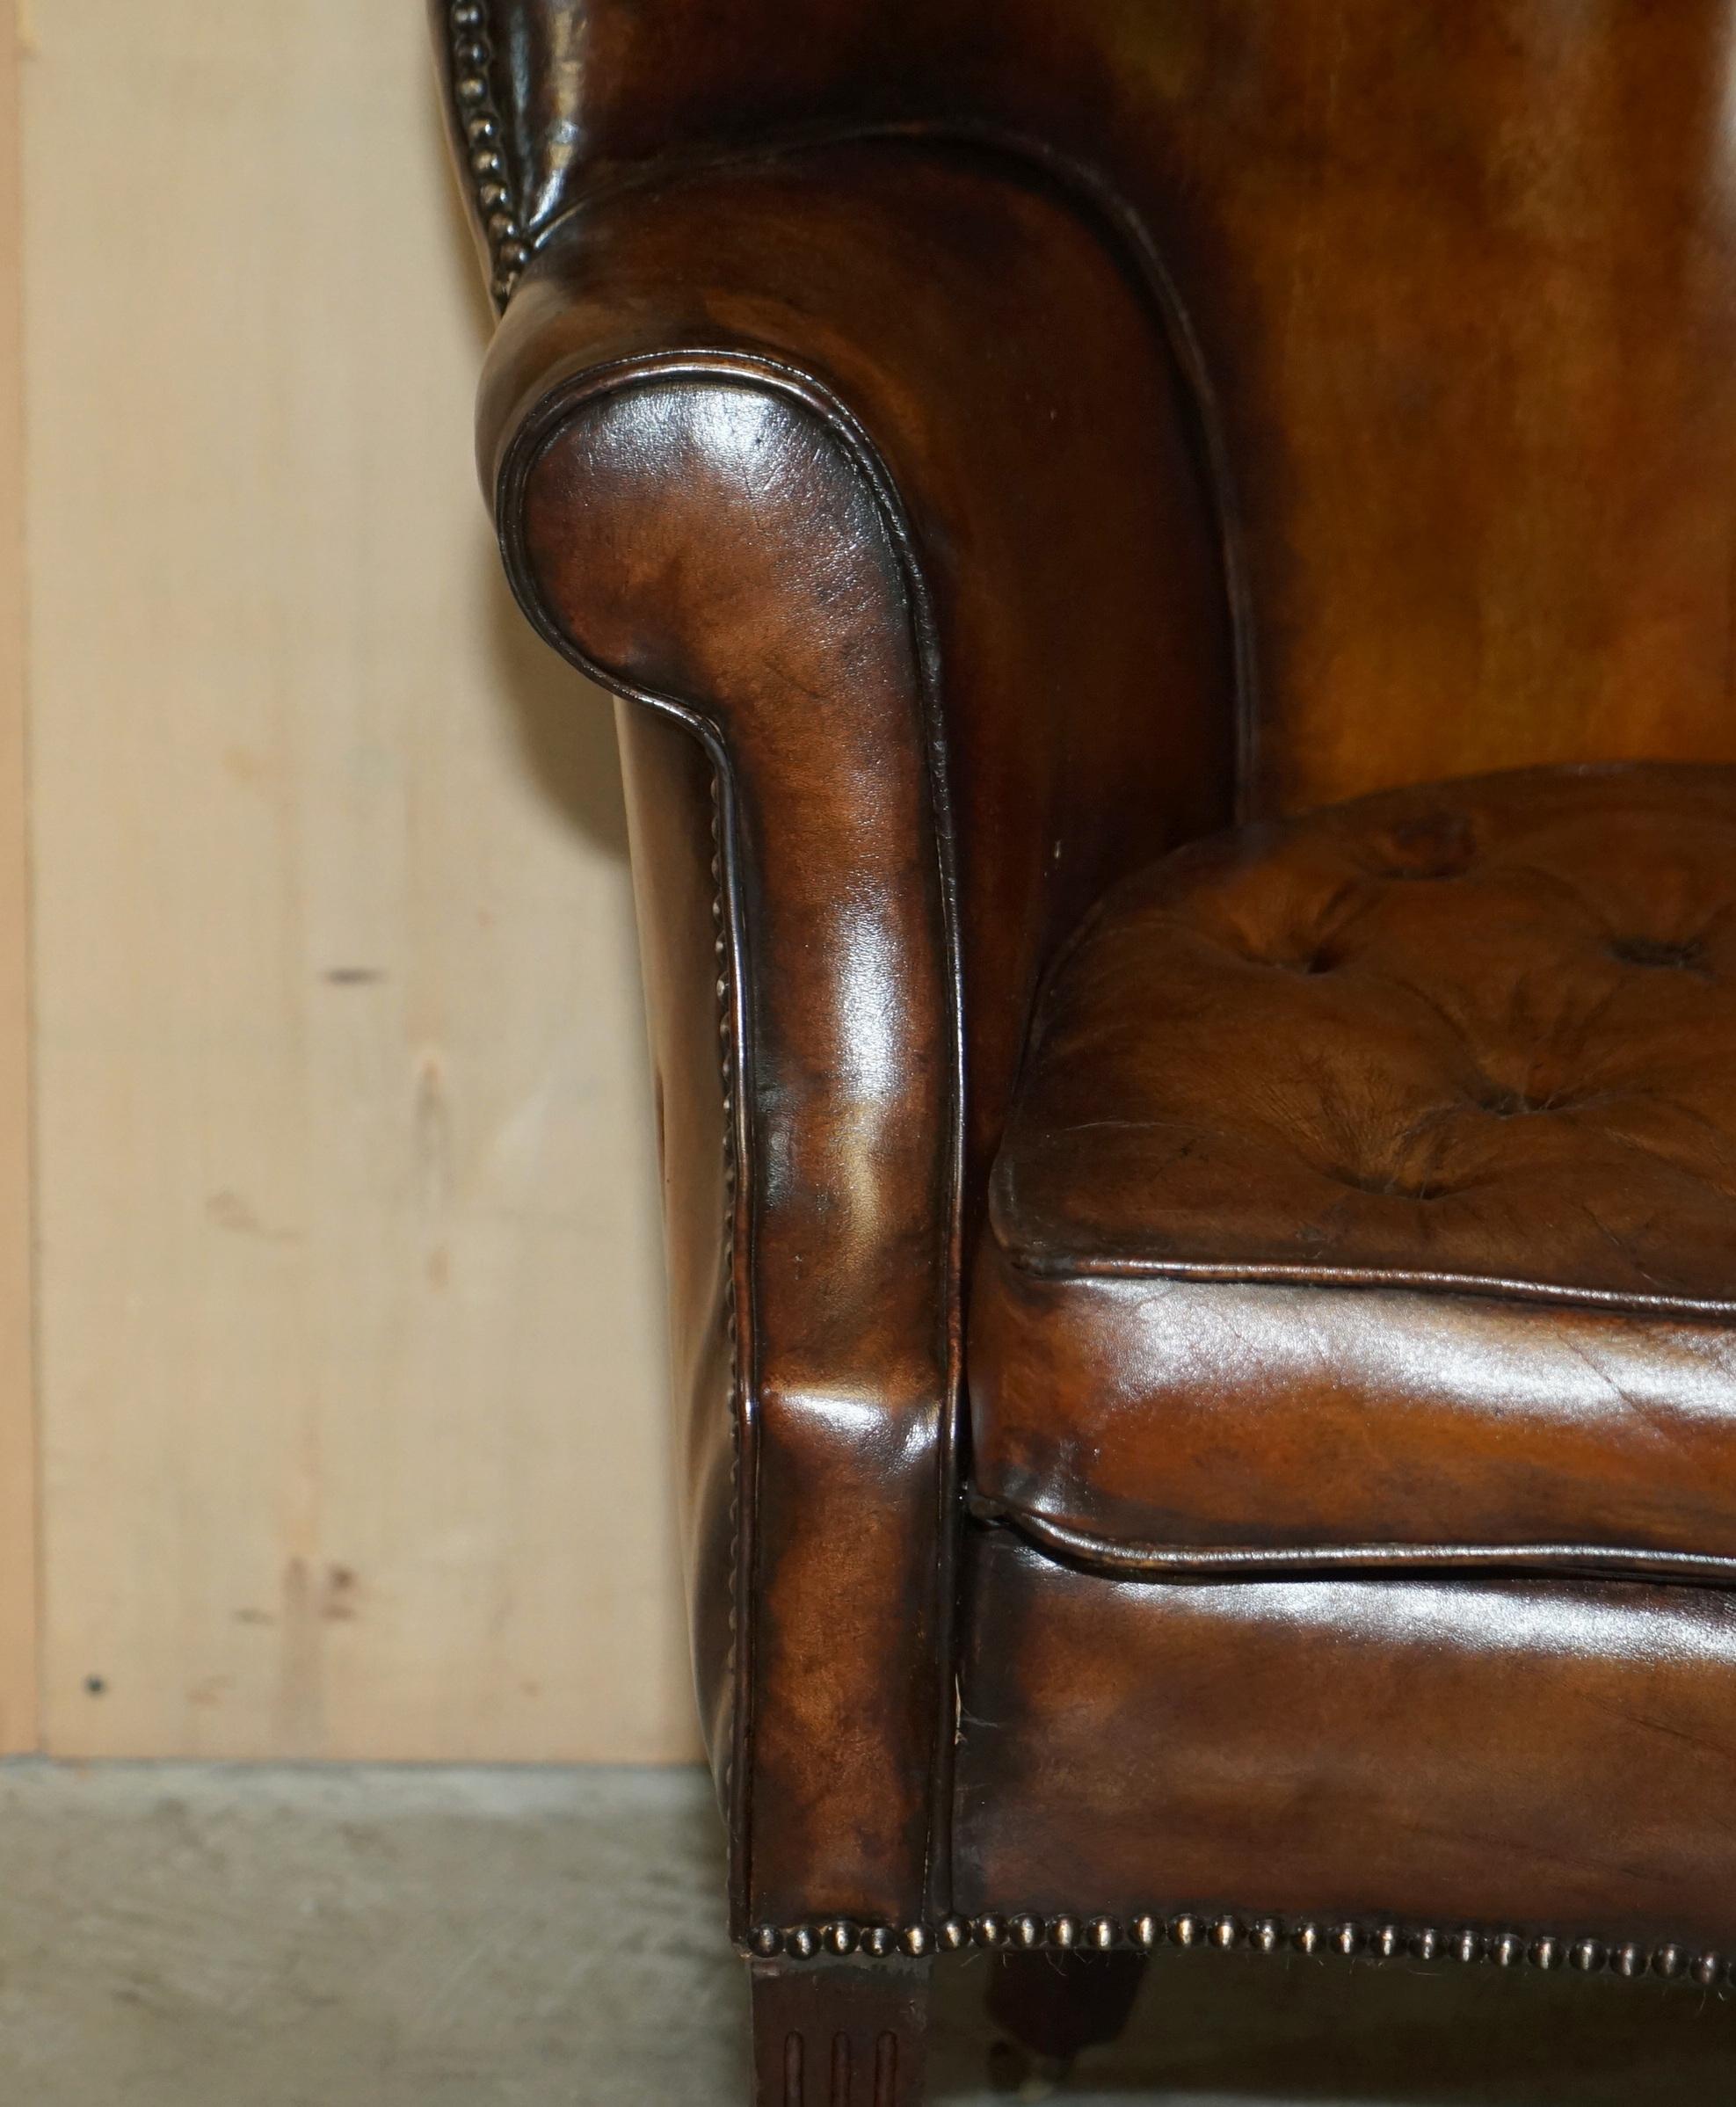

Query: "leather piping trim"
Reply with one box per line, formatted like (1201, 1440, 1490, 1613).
(440, 1, 532, 307)
(742, 1908, 1734, 1987)
(999, 1249, 1736, 1323)
(493, 351, 967, 1938)
(502, 120, 1259, 823)
(967, 1497, 1736, 1588)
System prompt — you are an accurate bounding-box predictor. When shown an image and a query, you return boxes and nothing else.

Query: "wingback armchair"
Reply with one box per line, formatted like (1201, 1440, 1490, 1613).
(432, 5, 1736, 2098)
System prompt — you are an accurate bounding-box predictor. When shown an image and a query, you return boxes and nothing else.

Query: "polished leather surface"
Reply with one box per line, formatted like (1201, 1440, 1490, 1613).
(535, 367, 954, 1936)
(976, 764, 1736, 1569)
(432, 0, 1736, 2007)
(482, 143, 1232, 1206)
(487, 143, 1230, 1931)
(438, 0, 1736, 813)
(956, 1524, 1736, 1949)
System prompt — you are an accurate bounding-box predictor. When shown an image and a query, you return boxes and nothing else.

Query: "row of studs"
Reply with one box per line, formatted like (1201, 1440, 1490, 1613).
(747, 1911, 1732, 1986)
(446, 0, 533, 305)
(710, 783, 742, 1823)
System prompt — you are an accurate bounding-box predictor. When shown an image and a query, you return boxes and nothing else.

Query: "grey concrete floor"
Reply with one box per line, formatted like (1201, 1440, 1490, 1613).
(0, 1761, 1730, 2105)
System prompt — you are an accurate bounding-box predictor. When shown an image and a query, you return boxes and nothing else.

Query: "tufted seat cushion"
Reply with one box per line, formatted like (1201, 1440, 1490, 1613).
(970, 762, 1736, 1579)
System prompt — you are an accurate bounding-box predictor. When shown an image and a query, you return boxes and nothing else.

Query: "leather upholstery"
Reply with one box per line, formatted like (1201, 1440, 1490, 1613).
(437, 0, 1736, 815)
(956, 1524, 1736, 1951)
(432, 0, 1736, 2013)
(975, 764, 1736, 1573)
(482, 141, 1231, 1933)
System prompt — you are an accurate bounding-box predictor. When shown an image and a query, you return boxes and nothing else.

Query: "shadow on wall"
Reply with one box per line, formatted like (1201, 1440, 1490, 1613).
(431, 94, 634, 868)
(487, 568, 634, 862)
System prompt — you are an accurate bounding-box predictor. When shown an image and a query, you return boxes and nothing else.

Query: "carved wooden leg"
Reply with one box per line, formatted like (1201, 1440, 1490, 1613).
(749, 1956, 932, 2105)
(985, 1947, 1148, 2067)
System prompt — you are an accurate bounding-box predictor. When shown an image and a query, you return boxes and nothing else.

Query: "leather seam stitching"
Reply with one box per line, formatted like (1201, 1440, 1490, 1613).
(993, 1249, 1736, 1323)
(965, 1498, 1736, 1588)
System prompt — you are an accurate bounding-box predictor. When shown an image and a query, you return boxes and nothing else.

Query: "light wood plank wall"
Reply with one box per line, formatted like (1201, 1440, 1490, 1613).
(0, 4, 37, 1755)
(18, 1, 699, 1761)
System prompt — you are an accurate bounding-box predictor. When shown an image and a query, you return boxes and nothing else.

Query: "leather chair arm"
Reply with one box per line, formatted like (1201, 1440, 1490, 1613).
(475, 134, 1234, 1936)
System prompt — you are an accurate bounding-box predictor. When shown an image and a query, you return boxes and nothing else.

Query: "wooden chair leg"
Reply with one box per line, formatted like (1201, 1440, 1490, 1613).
(749, 1955, 932, 2106)
(985, 1946, 1149, 2066)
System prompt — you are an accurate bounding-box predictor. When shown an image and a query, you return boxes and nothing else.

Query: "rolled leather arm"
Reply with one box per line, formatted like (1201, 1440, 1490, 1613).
(476, 135, 1235, 1936)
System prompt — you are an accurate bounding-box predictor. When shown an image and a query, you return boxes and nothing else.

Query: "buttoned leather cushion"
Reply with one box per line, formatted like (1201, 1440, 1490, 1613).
(971, 762, 1736, 1575)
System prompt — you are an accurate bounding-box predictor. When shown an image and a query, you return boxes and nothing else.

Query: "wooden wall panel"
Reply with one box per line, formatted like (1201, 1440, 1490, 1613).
(23, 2, 698, 1760)
(0, 4, 38, 1754)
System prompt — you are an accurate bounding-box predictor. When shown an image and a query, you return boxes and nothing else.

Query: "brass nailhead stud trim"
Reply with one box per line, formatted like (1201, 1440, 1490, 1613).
(445, 0, 525, 304)
(705, 784, 746, 1889)
(745, 1908, 1731, 1993)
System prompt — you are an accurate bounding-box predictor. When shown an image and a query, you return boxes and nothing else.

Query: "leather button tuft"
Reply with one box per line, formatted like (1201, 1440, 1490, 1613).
(1376, 809, 1475, 881)
(1609, 934, 1708, 974)
(1477, 1088, 1537, 1118)
(1329, 1166, 1449, 1201)
(991, 760, 1736, 1328)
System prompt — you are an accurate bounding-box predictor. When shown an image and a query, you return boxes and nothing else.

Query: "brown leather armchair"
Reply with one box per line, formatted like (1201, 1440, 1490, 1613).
(431, 4, 1736, 2098)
